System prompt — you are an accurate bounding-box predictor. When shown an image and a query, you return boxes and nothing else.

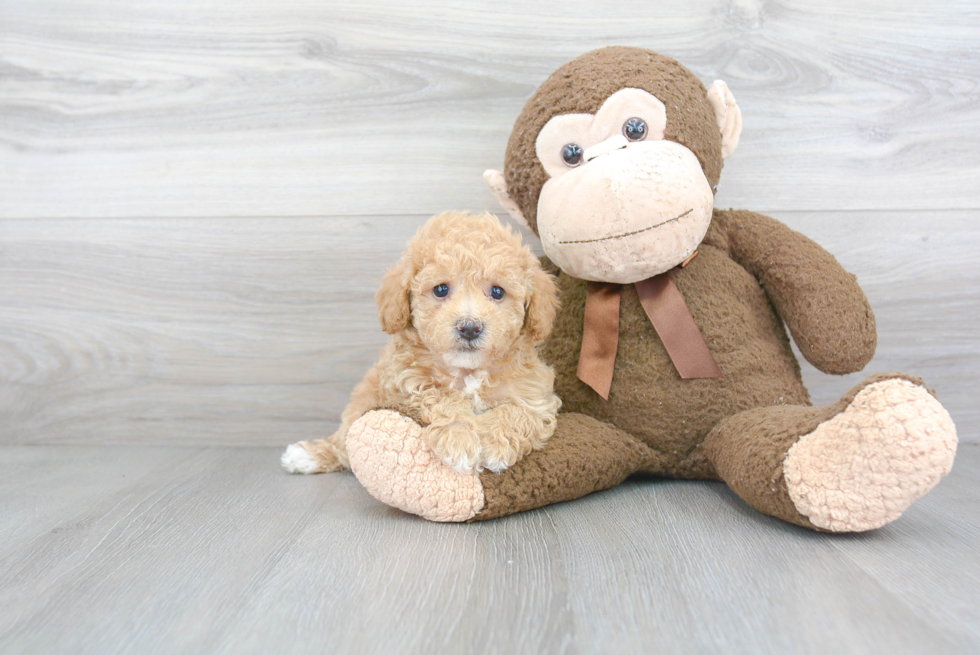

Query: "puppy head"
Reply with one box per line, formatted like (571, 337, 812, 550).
(375, 211, 559, 370)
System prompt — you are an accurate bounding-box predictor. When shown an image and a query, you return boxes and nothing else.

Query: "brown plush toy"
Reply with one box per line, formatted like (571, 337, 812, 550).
(343, 46, 958, 531)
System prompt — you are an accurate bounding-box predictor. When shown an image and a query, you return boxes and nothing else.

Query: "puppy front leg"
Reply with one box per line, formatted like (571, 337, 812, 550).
(282, 368, 381, 474)
(477, 404, 556, 473)
(421, 395, 482, 474)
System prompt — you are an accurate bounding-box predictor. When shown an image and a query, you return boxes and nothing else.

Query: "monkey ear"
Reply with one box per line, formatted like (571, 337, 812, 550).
(707, 80, 742, 159)
(523, 264, 560, 343)
(375, 256, 414, 335)
(483, 169, 532, 232)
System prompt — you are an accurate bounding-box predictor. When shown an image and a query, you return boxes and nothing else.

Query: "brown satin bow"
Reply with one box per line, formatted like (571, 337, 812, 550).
(577, 255, 723, 399)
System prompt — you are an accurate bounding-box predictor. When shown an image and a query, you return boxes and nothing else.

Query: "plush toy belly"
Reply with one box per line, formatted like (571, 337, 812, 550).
(542, 245, 810, 475)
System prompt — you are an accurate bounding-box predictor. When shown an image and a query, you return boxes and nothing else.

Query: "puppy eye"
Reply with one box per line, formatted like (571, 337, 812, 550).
(433, 283, 450, 298)
(561, 143, 583, 167)
(490, 286, 505, 301)
(623, 117, 647, 142)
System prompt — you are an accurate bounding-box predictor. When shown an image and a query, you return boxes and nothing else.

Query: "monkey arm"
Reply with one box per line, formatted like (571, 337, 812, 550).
(717, 209, 876, 375)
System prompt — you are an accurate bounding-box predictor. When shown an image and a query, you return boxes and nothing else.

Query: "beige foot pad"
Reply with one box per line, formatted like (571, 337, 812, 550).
(784, 379, 957, 532)
(346, 410, 485, 522)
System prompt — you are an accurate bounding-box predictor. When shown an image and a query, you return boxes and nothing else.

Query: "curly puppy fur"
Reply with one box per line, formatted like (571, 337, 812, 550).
(282, 211, 562, 475)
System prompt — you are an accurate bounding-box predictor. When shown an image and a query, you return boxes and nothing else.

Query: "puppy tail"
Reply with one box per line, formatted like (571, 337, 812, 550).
(281, 439, 348, 474)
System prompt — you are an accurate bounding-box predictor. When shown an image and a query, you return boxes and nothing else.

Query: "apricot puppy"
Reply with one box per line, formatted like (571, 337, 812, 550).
(282, 211, 561, 475)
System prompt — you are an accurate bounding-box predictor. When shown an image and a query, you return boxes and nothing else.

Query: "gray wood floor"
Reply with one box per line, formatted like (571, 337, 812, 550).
(1, 444, 978, 654)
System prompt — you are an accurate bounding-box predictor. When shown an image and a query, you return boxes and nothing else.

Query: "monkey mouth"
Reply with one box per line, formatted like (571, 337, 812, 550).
(557, 208, 693, 245)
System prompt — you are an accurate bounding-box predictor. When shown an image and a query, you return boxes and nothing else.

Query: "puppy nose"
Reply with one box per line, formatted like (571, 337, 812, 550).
(457, 319, 483, 341)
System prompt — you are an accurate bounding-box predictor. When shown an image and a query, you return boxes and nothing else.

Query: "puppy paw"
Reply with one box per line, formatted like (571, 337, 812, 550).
(424, 422, 483, 474)
(480, 432, 520, 473)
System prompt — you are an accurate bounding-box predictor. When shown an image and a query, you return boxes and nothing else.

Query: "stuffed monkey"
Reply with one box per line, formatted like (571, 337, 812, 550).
(341, 47, 958, 531)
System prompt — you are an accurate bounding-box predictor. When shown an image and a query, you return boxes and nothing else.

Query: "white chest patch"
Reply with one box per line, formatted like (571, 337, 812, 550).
(462, 370, 491, 414)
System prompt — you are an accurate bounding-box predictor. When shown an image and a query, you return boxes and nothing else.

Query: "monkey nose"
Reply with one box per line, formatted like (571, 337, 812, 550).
(457, 319, 483, 341)
(584, 134, 629, 162)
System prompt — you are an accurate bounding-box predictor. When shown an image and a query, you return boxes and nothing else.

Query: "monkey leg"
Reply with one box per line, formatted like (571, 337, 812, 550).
(702, 373, 957, 531)
(345, 410, 660, 522)
(345, 410, 484, 522)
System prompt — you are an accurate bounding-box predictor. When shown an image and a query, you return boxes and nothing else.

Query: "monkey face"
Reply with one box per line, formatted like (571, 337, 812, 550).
(533, 88, 713, 284)
(486, 47, 742, 285)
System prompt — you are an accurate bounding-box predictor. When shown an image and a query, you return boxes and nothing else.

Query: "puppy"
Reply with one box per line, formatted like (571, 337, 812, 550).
(282, 211, 561, 475)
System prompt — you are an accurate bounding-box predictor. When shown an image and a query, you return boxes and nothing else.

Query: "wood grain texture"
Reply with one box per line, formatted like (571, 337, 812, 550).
(2, 5, 976, 652)
(1, 0, 979, 218)
(0, 215, 421, 445)
(1, 211, 976, 446)
(0, 444, 978, 654)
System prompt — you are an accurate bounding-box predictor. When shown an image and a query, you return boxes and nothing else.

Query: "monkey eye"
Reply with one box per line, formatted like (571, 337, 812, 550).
(561, 143, 584, 167)
(433, 283, 450, 298)
(623, 117, 647, 142)
(490, 285, 505, 301)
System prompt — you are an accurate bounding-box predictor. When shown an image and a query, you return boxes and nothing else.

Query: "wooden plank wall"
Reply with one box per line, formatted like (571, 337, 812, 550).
(1, 0, 978, 445)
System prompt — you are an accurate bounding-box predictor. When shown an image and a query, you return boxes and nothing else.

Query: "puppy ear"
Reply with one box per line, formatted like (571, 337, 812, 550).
(523, 263, 559, 343)
(375, 256, 414, 335)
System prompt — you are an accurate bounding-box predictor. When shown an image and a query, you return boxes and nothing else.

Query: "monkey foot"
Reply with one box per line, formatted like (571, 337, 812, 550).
(784, 378, 957, 532)
(346, 410, 485, 522)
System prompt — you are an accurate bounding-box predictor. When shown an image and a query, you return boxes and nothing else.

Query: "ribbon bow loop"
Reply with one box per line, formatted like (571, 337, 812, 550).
(577, 269, 722, 400)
